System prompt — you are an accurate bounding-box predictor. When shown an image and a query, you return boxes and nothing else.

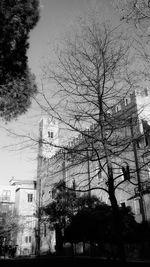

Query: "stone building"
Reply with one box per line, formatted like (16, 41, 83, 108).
(36, 88, 150, 254)
(36, 117, 59, 254)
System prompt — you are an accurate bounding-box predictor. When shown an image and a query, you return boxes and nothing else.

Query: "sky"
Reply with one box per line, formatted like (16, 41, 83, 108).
(0, 0, 119, 186)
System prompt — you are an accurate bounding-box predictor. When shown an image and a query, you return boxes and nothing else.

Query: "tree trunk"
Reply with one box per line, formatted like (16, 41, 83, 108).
(108, 168, 126, 262)
(55, 224, 63, 255)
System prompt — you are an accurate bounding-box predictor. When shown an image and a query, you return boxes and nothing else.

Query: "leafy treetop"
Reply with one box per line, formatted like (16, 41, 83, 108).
(0, 0, 40, 121)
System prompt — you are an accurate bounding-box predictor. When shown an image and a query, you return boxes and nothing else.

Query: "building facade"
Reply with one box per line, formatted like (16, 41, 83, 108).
(0, 184, 16, 248)
(0, 180, 37, 256)
(0, 184, 16, 214)
(36, 117, 59, 254)
(9, 179, 37, 256)
(36, 88, 150, 254)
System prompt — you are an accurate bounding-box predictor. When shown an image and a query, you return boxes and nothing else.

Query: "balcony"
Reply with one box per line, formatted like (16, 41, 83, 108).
(0, 196, 10, 202)
(134, 181, 150, 195)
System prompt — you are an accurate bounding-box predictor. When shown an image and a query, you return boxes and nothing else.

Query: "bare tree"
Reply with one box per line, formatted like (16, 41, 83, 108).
(33, 17, 150, 261)
(0, 210, 21, 248)
(115, 0, 150, 34)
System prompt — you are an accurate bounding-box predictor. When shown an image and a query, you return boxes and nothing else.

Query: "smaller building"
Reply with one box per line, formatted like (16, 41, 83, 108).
(0, 184, 16, 213)
(9, 179, 37, 256)
(0, 184, 16, 249)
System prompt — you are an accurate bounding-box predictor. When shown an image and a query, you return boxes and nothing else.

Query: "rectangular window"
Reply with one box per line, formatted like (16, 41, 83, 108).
(147, 166, 150, 179)
(48, 131, 53, 138)
(2, 190, 11, 201)
(44, 224, 47, 237)
(121, 164, 130, 180)
(136, 139, 140, 148)
(97, 168, 102, 184)
(1, 204, 9, 213)
(52, 188, 56, 199)
(95, 162, 102, 184)
(119, 168, 124, 181)
(28, 194, 33, 202)
(134, 199, 140, 215)
(145, 134, 150, 147)
(25, 236, 28, 243)
(29, 236, 31, 243)
(144, 88, 148, 96)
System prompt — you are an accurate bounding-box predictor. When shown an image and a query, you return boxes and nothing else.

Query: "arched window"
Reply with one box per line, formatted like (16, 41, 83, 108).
(115, 104, 121, 112)
(124, 97, 130, 106)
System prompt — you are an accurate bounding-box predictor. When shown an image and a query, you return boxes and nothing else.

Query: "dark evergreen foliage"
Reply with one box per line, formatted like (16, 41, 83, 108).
(64, 205, 139, 244)
(43, 181, 139, 244)
(43, 181, 150, 259)
(0, 0, 40, 121)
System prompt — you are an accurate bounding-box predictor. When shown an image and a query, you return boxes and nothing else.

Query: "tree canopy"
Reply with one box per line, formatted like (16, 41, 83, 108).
(64, 204, 139, 244)
(43, 184, 140, 245)
(0, 210, 18, 245)
(43, 180, 102, 229)
(0, 0, 40, 121)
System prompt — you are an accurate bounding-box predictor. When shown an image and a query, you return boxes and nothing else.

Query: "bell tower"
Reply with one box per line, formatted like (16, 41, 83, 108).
(38, 117, 59, 159)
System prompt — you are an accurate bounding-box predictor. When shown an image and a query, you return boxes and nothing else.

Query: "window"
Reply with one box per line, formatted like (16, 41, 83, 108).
(2, 190, 11, 201)
(145, 134, 150, 147)
(124, 97, 130, 106)
(119, 168, 124, 181)
(44, 224, 47, 237)
(97, 168, 102, 184)
(120, 202, 126, 209)
(51, 188, 56, 199)
(27, 194, 33, 202)
(136, 139, 141, 148)
(144, 88, 148, 96)
(72, 179, 76, 190)
(25, 236, 31, 243)
(142, 119, 150, 147)
(121, 163, 130, 180)
(134, 199, 140, 215)
(115, 104, 121, 112)
(48, 131, 53, 138)
(148, 166, 150, 179)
